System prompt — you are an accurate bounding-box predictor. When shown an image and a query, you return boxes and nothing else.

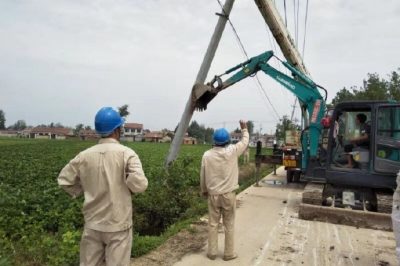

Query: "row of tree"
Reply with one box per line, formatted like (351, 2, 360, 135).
(2, 68, 399, 140)
(0, 110, 93, 133)
(186, 120, 255, 144)
(274, 68, 400, 139)
(331, 69, 400, 105)
(0, 104, 131, 131)
(0, 110, 5, 130)
(0, 112, 29, 131)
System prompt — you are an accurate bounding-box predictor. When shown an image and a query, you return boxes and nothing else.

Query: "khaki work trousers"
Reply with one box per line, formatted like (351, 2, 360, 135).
(80, 227, 132, 266)
(207, 191, 236, 257)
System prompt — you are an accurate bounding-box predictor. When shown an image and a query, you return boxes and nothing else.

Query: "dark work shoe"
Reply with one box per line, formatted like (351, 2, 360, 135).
(207, 254, 217, 260)
(223, 253, 238, 261)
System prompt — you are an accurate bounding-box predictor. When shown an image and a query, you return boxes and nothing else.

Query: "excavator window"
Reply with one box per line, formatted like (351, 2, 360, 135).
(376, 106, 400, 162)
(377, 106, 400, 139)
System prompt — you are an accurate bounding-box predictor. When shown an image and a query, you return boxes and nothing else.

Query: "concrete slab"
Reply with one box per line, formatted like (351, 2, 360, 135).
(174, 167, 397, 266)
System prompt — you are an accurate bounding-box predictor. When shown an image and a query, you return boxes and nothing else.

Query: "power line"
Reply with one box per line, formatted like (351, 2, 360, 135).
(289, 0, 298, 121)
(290, 0, 309, 122)
(262, 4, 294, 120)
(263, 24, 294, 109)
(215, 0, 281, 122)
(283, 0, 288, 27)
(295, 0, 310, 123)
(302, 0, 309, 58)
(296, 0, 300, 46)
(205, 120, 276, 126)
(216, 0, 248, 59)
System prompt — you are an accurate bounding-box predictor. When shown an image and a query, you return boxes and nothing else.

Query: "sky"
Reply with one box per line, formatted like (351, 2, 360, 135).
(1, 0, 400, 134)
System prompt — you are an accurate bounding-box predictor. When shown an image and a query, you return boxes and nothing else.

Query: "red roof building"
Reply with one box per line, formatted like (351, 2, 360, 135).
(30, 127, 72, 139)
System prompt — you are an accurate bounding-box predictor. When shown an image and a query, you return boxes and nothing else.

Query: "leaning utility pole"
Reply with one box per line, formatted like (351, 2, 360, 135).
(164, 0, 235, 167)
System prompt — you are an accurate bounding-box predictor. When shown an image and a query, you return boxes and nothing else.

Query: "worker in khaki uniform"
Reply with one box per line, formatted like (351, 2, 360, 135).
(200, 120, 249, 261)
(58, 107, 148, 266)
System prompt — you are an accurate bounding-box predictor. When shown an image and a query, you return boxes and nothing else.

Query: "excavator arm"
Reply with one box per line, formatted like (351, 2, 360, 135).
(193, 50, 327, 167)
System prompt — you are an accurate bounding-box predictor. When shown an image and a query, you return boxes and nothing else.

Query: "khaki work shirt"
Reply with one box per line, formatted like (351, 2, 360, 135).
(201, 129, 249, 195)
(58, 138, 148, 232)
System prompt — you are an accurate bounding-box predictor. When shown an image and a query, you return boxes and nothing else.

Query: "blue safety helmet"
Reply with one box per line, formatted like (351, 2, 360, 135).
(94, 107, 125, 136)
(213, 128, 230, 145)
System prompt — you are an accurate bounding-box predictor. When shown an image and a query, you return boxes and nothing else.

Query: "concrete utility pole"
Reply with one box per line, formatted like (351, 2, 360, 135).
(254, 0, 310, 126)
(254, 0, 309, 75)
(164, 0, 235, 167)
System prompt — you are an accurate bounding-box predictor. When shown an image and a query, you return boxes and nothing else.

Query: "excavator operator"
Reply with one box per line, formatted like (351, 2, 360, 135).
(344, 113, 370, 168)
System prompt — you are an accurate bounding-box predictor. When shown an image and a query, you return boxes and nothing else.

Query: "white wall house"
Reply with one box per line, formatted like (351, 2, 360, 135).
(248, 134, 276, 148)
(122, 123, 144, 142)
(230, 132, 242, 144)
(29, 127, 72, 139)
(0, 130, 19, 137)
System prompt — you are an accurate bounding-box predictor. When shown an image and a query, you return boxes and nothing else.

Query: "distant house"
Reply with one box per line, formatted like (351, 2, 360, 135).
(144, 131, 164, 142)
(20, 128, 32, 138)
(160, 135, 172, 143)
(79, 129, 99, 141)
(0, 128, 34, 138)
(30, 127, 72, 140)
(248, 133, 276, 148)
(183, 137, 197, 145)
(0, 130, 19, 138)
(123, 123, 144, 142)
(249, 135, 256, 147)
(264, 134, 276, 148)
(230, 132, 242, 144)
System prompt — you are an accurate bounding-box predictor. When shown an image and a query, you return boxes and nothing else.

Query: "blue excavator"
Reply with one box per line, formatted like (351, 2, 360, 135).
(192, 50, 400, 227)
(193, 50, 326, 170)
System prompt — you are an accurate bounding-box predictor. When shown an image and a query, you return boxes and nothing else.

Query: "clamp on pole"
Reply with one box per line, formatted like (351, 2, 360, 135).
(210, 75, 224, 91)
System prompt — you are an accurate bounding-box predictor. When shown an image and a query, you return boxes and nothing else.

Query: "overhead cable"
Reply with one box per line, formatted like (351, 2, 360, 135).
(302, 0, 309, 58)
(296, 0, 300, 46)
(216, 0, 281, 122)
(292, 0, 296, 45)
(283, 0, 288, 27)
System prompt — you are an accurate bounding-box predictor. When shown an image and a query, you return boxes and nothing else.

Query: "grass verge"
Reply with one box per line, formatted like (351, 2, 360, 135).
(132, 162, 274, 258)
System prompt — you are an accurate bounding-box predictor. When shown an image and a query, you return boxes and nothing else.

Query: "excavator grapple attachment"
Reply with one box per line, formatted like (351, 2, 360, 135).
(191, 83, 219, 111)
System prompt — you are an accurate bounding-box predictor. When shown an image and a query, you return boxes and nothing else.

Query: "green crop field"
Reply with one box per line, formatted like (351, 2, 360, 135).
(0, 138, 267, 265)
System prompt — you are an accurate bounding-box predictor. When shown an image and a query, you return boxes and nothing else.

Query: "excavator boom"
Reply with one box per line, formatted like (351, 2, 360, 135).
(193, 50, 326, 168)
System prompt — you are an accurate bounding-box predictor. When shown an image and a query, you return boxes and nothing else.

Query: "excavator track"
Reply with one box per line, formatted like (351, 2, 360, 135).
(299, 183, 393, 231)
(301, 183, 324, 205)
(376, 192, 393, 214)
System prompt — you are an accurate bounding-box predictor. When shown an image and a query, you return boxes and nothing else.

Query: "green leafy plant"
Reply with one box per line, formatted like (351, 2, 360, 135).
(0, 139, 262, 265)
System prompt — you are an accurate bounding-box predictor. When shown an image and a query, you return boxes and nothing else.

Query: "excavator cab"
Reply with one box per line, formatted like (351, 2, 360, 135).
(323, 101, 400, 189)
(305, 101, 399, 188)
(298, 101, 400, 215)
(300, 101, 399, 212)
